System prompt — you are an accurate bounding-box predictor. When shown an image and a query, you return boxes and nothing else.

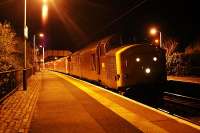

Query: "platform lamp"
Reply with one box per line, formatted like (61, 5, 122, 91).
(23, 0, 28, 90)
(38, 33, 45, 70)
(33, 33, 45, 72)
(150, 28, 162, 48)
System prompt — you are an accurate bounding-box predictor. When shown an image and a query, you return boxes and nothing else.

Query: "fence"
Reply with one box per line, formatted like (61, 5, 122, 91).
(0, 68, 33, 102)
(167, 65, 200, 76)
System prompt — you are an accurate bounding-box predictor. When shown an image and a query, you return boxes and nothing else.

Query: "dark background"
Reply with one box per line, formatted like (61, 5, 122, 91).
(0, 0, 199, 52)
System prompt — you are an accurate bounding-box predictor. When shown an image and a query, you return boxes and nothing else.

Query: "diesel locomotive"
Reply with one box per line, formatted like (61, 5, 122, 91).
(46, 35, 167, 92)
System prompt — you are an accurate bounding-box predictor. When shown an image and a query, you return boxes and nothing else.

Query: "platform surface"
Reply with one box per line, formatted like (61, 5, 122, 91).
(29, 72, 141, 133)
(0, 71, 200, 133)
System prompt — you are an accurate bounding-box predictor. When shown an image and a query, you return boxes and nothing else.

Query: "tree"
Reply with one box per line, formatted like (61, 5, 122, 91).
(0, 22, 23, 71)
(0, 23, 16, 59)
(161, 38, 179, 75)
(162, 38, 178, 57)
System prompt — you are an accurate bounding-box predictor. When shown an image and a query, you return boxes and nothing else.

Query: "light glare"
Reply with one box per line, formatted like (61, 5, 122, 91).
(39, 33, 44, 38)
(153, 57, 157, 62)
(145, 68, 151, 74)
(43, 0, 48, 4)
(155, 39, 159, 43)
(136, 58, 140, 62)
(150, 28, 157, 35)
(42, 4, 48, 23)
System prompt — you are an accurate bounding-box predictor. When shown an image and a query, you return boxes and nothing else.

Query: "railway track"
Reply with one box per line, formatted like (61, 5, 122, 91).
(125, 87, 200, 125)
(159, 91, 200, 125)
(163, 92, 200, 110)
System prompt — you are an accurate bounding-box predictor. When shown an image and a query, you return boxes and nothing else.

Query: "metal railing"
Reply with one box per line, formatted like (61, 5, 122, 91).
(0, 68, 33, 102)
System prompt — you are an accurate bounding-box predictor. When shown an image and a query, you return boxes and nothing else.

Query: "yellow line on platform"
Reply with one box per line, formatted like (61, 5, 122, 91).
(54, 72, 169, 133)
(59, 72, 200, 131)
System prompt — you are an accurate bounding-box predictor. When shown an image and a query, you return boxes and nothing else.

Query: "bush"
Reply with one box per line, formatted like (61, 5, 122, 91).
(0, 22, 24, 72)
(167, 53, 200, 76)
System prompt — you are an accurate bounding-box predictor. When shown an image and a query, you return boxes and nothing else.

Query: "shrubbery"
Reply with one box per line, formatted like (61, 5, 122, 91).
(166, 41, 200, 76)
(0, 22, 23, 72)
(0, 22, 34, 72)
(0, 22, 33, 98)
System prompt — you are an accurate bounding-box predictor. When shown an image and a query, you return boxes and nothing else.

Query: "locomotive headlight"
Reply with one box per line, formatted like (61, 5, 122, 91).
(153, 57, 157, 62)
(145, 68, 151, 74)
(136, 57, 140, 62)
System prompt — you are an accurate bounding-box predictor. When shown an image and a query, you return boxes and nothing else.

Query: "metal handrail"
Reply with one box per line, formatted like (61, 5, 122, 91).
(0, 68, 33, 102)
(0, 68, 32, 74)
(0, 69, 22, 74)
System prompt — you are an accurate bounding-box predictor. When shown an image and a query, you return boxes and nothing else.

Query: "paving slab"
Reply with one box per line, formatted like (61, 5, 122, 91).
(29, 72, 141, 133)
(0, 73, 41, 133)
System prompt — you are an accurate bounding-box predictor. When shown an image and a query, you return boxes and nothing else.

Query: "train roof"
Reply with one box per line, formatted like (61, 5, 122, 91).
(71, 35, 122, 55)
(105, 45, 129, 56)
(83, 35, 115, 49)
(70, 35, 161, 56)
(105, 44, 159, 56)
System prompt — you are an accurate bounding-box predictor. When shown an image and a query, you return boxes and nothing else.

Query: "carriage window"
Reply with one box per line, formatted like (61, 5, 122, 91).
(100, 45, 105, 56)
(125, 60, 128, 67)
(91, 54, 96, 71)
(67, 57, 71, 62)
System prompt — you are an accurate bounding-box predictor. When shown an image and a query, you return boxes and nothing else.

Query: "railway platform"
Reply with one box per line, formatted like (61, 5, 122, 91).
(0, 71, 200, 133)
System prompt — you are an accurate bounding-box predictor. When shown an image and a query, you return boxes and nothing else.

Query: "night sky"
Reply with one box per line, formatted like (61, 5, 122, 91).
(0, 0, 199, 52)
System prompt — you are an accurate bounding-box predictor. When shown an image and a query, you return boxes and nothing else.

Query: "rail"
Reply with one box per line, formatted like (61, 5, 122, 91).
(0, 68, 33, 102)
(161, 91, 200, 125)
(163, 91, 200, 110)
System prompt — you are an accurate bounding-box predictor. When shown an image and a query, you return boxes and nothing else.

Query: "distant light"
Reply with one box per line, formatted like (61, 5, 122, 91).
(39, 33, 44, 38)
(153, 57, 157, 62)
(136, 57, 140, 62)
(55, 57, 58, 60)
(155, 39, 159, 43)
(150, 28, 157, 35)
(102, 62, 105, 68)
(39, 45, 43, 48)
(145, 68, 151, 74)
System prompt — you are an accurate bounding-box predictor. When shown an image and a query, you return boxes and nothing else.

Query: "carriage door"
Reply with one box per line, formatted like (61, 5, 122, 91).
(96, 45, 101, 75)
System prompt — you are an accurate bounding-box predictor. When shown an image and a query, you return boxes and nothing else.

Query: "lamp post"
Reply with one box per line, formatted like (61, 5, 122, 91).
(23, 0, 28, 90)
(159, 31, 162, 48)
(43, 45, 45, 69)
(150, 28, 162, 48)
(39, 33, 45, 70)
(33, 33, 44, 72)
(33, 34, 36, 74)
(33, 35, 36, 63)
(39, 45, 45, 70)
(23, 0, 48, 89)
(24, 0, 27, 68)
